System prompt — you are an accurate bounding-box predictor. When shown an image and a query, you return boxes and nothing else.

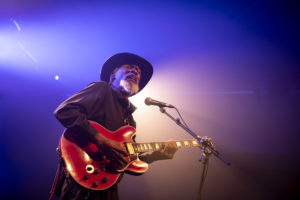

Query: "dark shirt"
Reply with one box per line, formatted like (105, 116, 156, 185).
(52, 81, 136, 200)
(54, 81, 136, 132)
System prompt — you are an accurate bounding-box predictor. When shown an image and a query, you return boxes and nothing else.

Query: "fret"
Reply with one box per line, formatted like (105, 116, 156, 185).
(155, 143, 160, 150)
(192, 140, 198, 146)
(137, 144, 141, 152)
(136, 144, 139, 152)
(133, 144, 137, 153)
(176, 141, 182, 148)
(183, 141, 189, 147)
(139, 144, 144, 152)
(140, 144, 144, 151)
(174, 140, 200, 148)
(159, 143, 163, 150)
(151, 143, 156, 151)
(132, 139, 202, 154)
(143, 143, 148, 151)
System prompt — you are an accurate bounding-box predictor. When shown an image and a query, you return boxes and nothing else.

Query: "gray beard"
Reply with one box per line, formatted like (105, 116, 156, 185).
(120, 80, 139, 96)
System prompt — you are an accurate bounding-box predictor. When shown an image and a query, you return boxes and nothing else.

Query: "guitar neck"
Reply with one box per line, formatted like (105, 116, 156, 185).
(126, 139, 201, 155)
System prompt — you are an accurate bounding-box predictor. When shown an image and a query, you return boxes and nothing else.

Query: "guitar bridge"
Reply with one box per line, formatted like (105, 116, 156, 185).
(125, 143, 135, 155)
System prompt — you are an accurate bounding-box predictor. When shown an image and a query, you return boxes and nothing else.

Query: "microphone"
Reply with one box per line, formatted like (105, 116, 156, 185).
(144, 97, 175, 108)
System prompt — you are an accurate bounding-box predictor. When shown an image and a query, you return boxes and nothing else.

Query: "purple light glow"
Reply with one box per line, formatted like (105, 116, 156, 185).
(0, 1, 299, 200)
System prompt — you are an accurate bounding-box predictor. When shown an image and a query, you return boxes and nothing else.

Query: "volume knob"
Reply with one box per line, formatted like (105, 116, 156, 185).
(93, 181, 99, 187)
(102, 177, 109, 183)
(83, 174, 90, 180)
(94, 168, 100, 174)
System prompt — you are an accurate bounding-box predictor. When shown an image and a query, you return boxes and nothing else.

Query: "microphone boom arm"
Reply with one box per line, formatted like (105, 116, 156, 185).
(159, 107, 230, 165)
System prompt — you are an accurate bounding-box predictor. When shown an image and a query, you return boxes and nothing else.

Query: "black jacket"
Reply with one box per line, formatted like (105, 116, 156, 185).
(52, 81, 136, 200)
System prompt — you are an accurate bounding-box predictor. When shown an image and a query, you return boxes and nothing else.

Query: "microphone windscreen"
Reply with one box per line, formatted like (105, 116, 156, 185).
(144, 97, 152, 105)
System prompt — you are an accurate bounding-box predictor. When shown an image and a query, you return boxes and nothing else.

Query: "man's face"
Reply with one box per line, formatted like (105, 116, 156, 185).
(111, 64, 141, 97)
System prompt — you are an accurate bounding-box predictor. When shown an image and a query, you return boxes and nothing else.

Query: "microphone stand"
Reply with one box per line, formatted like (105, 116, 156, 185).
(159, 107, 230, 200)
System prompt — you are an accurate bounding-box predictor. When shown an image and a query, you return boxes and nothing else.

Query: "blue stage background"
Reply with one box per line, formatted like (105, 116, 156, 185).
(1, 0, 299, 199)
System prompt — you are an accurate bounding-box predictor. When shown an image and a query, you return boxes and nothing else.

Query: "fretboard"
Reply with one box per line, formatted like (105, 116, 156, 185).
(125, 139, 201, 155)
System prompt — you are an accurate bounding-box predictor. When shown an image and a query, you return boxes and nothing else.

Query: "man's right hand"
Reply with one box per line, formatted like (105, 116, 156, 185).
(94, 134, 129, 170)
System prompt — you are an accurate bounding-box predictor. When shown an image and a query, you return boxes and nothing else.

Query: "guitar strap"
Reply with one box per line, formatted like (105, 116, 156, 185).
(49, 148, 66, 200)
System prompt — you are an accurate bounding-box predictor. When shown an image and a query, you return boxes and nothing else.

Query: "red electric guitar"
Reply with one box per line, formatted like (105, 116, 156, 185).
(59, 120, 203, 190)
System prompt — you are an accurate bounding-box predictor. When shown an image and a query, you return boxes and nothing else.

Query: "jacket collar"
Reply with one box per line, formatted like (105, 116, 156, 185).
(110, 84, 137, 114)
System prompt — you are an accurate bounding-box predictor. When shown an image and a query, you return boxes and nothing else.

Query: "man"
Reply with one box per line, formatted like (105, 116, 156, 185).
(50, 53, 178, 200)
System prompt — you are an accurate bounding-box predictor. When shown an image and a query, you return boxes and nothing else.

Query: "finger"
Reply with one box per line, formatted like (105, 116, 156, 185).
(112, 149, 130, 164)
(167, 141, 177, 149)
(108, 152, 128, 169)
(101, 147, 128, 166)
(112, 143, 129, 156)
(165, 143, 177, 151)
(166, 148, 177, 154)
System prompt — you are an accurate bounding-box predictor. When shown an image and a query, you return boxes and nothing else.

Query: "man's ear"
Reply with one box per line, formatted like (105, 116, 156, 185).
(109, 67, 120, 83)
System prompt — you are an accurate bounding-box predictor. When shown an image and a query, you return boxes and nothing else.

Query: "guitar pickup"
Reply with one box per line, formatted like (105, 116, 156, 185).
(125, 143, 135, 155)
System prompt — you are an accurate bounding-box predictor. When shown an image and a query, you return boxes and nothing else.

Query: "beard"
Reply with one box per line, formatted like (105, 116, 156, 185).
(120, 79, 139, 96)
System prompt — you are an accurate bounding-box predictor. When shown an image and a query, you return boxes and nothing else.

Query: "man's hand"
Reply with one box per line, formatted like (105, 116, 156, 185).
(158, 141, 178, 159)
(95, 134, 129, 170)
(138, 141, 178, 164)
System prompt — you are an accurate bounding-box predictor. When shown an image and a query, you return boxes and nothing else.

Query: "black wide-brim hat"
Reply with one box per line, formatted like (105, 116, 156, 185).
(101, 52, 153, 92)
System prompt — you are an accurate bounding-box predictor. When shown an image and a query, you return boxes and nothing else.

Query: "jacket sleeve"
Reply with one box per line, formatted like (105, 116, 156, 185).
(54, 82, 109, 137)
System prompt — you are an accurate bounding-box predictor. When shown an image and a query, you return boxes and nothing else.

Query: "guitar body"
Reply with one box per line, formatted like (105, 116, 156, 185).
(59, 121, 149, 190)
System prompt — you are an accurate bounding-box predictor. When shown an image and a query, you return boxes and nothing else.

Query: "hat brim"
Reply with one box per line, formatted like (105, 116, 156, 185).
(101, 53, 153, 93)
